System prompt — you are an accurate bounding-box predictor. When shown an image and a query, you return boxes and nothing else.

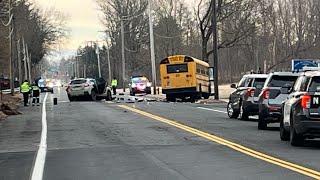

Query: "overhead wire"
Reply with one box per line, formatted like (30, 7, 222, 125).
(154, 32, 182, 39)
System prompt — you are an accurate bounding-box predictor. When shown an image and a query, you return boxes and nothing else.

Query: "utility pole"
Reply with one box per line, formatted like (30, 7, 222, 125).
(121, 17, 126, 92)
(74, 60, 77, 78)
(95, 44, 102, 78)
(77, 58, 80, 77)
(28, 53, 32, 83)
(106, 42, 112, 85)
(73, 62, 75, 78)
(17, 38, 22, 84)
(75, 55, 80, 78)
(211, 0, 219, 100)
(148, 0, 157, 95)
(22, 37, 27, 80)
(97, 30, 112, 84)
(8, 0, 14, 95)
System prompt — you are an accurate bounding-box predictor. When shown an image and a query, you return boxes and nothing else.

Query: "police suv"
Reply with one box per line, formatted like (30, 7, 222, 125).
(227, 74, 268, 120)
(258, 72, 300, 130)
(281, 71, 320, 146)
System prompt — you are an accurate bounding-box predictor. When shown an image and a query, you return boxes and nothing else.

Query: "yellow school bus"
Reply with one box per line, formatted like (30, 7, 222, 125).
(160, 55, 211, 101)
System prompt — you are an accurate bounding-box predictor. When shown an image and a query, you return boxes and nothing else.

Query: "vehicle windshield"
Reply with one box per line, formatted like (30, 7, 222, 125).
(70, 80, 86, 85)
(253, 78, 266, 89)
(238, 77, 247, 87)
(268, 75, 298, 87)
(132, 77, 148, 84)
(308, 76, 320, 92)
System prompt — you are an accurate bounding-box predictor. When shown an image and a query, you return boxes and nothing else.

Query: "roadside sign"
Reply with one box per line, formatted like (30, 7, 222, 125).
(292, 59, 320, 71)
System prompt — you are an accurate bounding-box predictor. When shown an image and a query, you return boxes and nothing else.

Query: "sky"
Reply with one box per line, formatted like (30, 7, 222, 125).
(32, 0, 194, 61)
(33, 0, 105, 60)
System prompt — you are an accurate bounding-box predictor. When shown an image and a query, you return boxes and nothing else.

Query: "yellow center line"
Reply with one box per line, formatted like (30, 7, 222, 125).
(119, 104, 320, 179)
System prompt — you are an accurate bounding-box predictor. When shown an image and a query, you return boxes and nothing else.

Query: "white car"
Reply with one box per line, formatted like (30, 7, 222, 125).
(66, 78, 99, 101)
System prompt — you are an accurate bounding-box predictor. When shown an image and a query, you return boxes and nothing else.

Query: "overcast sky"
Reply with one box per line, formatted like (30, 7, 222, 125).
(33, 0, 194, 60)
(33, 0, 104, 59)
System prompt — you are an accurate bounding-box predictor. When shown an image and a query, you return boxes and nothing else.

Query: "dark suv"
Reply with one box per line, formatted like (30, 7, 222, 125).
(280, 71, 320, 146)
(258, 72, 300, 130)
(227, 74, 268, 120)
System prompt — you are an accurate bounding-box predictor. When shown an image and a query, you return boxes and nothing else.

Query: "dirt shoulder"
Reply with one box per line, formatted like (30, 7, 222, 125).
(0, 93, 22, 120)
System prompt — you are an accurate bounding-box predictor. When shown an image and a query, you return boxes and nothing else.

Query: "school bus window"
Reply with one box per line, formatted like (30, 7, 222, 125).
(200, 69, 205, 75)
(196, 68, 201, 74)
(167, 64, 188, 74)
(197, 65, 203, 74)
(205, 70, 209, 76)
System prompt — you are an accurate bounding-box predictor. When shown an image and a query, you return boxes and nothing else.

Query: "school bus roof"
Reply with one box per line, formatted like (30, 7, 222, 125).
(160, 55, 209, 67)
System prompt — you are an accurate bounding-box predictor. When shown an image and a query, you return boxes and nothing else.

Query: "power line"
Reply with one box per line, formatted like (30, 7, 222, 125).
(154, 32, 181, 39)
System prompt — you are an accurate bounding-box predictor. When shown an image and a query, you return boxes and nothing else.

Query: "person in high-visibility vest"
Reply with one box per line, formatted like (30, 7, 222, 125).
(31, 82, 40, 106)
(111, 78, 118, 95)
(20, 80, 31, 106)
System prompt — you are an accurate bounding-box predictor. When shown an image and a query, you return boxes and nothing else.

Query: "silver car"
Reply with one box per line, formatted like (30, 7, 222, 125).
(66, 78, 98, 101)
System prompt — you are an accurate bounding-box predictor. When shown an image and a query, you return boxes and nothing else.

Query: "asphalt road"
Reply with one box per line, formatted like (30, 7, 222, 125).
(0, 87, 319, 180)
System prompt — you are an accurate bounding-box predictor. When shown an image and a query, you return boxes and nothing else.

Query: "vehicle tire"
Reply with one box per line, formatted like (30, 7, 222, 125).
(280, 118, 290, 141)
(91, 90, 97, 101)
(68, 96, 75, 102)
(190, 95, 196, 103)
(227, 102, 239, 119)
(290, 116, 304, 146)
(258, 114, 267, 130)
(238, 102, 249, 120)
(167, 95, 176, 102)
(106, 90, 112, 101)
(203, 93, 210, 99)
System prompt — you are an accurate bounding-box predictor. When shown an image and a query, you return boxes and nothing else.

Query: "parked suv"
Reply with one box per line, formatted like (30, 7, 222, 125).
(281, 71, 320, 146)
(66, 78, 111, 101)
(227, 74, 268, 120)
(258, 72, 300, 130)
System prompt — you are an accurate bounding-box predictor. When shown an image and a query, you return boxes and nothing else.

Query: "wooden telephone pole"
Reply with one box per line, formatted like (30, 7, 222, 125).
(212, 0, 219, 99)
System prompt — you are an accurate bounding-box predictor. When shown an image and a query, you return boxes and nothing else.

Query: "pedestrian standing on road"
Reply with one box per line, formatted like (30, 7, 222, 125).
(20, 80, 31, 107)
(31, 82, 40, 106)
(111, 77, 118, 95)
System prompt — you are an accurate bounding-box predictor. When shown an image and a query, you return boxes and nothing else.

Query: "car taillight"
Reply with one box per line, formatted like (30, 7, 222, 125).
(301, 95, 311, 109)
(262, 89, 270, 99)
(246, 88, 255, 97)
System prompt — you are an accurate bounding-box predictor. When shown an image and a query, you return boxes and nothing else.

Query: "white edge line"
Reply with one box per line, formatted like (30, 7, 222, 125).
(197, 107, 227, 114)
(31, 93, 48, 180)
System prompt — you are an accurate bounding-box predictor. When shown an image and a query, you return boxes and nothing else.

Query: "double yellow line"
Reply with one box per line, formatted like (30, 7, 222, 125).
(119, 105, 320, 179)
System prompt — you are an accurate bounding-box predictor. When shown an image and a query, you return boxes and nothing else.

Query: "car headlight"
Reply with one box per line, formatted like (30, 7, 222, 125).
(147, 82, 152, 87)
